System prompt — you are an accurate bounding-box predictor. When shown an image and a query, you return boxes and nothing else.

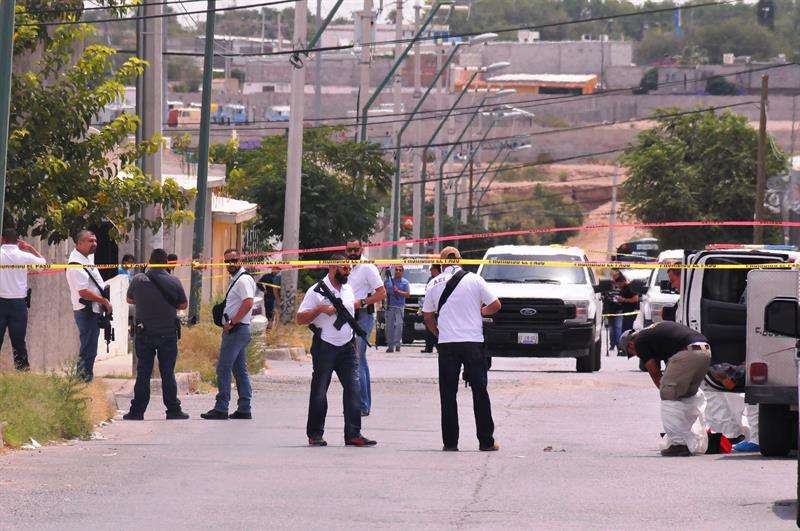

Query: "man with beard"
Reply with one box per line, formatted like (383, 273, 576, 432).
(296, 255, 377, 447)
(344, 239, 386, 416)
(201, 249, 257, 420)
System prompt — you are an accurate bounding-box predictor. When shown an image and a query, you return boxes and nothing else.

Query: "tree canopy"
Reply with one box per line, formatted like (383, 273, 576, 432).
(620, 109, 787, 250)
(220, 127, 392, 251)
(9, 1, 193, 243)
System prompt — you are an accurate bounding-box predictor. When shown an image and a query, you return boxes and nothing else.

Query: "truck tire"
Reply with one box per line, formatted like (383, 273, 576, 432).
(577, 342, 601, 373)
(593, 339, 602, 372)
(759, 404, 794, 457)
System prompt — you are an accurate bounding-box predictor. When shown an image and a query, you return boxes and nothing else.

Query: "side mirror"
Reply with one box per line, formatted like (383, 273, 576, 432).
(594, 279, 613, 293)
(764, 298, 800, 338)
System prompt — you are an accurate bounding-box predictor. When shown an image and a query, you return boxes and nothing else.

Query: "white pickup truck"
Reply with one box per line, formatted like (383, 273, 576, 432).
(478, 245, 603, 372)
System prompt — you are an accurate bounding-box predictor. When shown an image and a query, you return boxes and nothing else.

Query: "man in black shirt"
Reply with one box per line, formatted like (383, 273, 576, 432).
(257, 266, 281, 324)
(619, 321, 711, 456)
(123, 248, 189, 421)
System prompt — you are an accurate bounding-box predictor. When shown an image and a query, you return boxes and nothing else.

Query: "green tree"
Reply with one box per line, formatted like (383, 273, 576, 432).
(634, 29, 683, 65)
(223, 127, 392, 250)
(688, 18, 782, 62)
(620, 109, 787, 250)
(9, 2, 193, 243)
(705, 76, 739, 95)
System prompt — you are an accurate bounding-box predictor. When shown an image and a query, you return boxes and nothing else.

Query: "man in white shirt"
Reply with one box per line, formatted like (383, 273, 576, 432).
(345, 239, 386, 416)
(296, 254, 377, 447)
(202, 249, 258, 420)
(65, 230, 112, 382)
(0, 228, 46, 371)
(422, 246, 502, 452)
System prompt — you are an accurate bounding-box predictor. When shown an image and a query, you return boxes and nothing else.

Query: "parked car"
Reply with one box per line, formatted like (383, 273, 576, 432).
(478, 245, 603, 372)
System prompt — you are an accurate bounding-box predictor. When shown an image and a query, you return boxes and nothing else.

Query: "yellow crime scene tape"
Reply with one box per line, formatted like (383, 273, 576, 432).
(8, 257, 800, 271)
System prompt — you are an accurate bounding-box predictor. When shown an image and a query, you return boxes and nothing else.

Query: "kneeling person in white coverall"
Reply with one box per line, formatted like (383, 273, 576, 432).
(619, 322, 712, 456)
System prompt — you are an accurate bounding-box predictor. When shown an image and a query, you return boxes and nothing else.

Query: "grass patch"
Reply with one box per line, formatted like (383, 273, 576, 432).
(0, 371, 114, 448)
(176, 305, 312, 384)
(496, 166, 547, 183)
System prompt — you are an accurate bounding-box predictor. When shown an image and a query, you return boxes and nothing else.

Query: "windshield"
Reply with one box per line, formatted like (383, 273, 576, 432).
(654, 267, 670, 285)
(480, 254, 587, 285)
(620, 268, 653, 283)
(399, 266, 430, 285)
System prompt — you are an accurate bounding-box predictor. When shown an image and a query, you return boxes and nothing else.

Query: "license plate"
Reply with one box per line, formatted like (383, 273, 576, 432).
(518, 333, 539, 345)
(414, 322, 426, 331)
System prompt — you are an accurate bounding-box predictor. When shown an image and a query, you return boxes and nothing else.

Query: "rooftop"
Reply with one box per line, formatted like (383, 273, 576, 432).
(212, 195, 258, 224)
(487, 74, 598, 84)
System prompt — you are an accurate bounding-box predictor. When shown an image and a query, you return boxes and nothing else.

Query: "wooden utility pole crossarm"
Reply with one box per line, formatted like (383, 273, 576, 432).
(754, 75, 769, 244)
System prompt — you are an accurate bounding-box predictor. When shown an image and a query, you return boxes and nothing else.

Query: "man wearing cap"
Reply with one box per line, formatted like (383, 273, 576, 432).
(422, 246, 502, 452)
(619, 321, 712, 456)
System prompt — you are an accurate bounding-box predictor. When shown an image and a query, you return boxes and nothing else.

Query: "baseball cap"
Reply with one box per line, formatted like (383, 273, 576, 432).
(619, 329, 636, 357)
(440, 246, 461, 260)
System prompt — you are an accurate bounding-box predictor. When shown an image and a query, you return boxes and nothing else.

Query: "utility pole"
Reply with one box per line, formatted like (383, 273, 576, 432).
(467, 142, 474, 220)
(411, 3, 422, 252)
(277, 11, 283, 51)
(393, 0, 403, 136)
(280, 0, 309, 323)
(607, 170, 618, 259)
(0, 0, 17, 237)
(260, 8, 267, 53)
(188, 0, 217, 325)
(141, 0, 163, 250)
(358, 0, 374, 141)
(754, 75, 769, 245)
(314, 0, 323, 119)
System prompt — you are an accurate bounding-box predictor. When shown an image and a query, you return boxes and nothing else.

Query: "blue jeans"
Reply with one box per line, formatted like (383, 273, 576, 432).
(74, 310, 100, 382)
(355, 311, 374, 414)
(386, 306, 404, 348)
(130, 332, 181, 415)
(610, 316, 623, 350)
(306, 337, 362, 440)
(214, 324, 252, 413)
(0, 298, 29, 370)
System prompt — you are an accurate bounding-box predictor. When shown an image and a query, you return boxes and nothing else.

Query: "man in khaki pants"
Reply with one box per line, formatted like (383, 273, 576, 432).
(620, 322, 712, 456)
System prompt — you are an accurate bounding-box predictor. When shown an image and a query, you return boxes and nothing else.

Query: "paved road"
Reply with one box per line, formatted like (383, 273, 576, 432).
(1, 348, 797, 530)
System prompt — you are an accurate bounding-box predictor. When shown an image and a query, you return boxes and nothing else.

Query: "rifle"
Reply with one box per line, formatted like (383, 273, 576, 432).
(73, 263, 115, 353)
(314, 280, 371, 347)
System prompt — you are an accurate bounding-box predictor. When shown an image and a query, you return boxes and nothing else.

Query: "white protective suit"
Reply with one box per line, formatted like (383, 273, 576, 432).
(702, 381, 759, 443)
(660, 388, 709, 454)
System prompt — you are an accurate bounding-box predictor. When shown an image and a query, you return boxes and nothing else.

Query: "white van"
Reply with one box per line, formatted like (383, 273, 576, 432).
(478, 245, 603, 372)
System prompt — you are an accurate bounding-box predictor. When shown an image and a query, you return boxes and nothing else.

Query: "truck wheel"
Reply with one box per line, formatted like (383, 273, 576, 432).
(759, 404, 793, 457)
(576, 353, 594, 373)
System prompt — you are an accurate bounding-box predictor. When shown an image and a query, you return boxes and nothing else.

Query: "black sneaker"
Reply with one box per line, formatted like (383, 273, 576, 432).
(122, 412, 144, 421)
(200, 409, 229, 420)
(345, 435, 377, 447)
(308, 436, 328, 447)
(443, 445, 459, 452)
(479, 442, 500, 452)
(166, 410, 189, 420)
(660, 444, 691, 457)
(728, 434, 746, 445)
(229, 411, 252, 420)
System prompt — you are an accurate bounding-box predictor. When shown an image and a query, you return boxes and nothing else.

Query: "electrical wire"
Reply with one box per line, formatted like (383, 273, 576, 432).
(155, 63, 795, 133)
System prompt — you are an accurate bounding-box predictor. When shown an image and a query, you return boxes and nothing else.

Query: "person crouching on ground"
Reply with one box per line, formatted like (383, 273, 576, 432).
(619, 321, 712, 456)
(296, 255, 377, 447)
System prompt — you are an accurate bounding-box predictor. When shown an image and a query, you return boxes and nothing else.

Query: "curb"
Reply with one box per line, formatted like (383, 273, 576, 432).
(101, 372, 202, 410)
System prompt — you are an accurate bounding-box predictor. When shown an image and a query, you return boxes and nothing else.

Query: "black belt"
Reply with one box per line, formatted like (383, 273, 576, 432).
(0, 297, 26, 301)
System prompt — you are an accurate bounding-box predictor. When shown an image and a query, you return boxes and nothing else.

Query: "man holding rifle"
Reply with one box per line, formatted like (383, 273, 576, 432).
(296, 255, 377, 448)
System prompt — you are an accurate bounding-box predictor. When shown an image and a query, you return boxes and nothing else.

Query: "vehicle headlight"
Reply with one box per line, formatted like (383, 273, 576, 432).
(564, 300, 590, 323)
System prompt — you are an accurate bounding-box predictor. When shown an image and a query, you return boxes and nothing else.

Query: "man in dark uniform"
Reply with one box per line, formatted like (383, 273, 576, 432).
(619, 321, 712, 456)
(123, 248, 189, 420)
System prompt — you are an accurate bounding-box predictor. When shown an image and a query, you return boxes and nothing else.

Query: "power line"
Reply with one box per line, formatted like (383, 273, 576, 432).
(402, 148, 625, 185)
(18, 0, 301, 27)
(155, 63, 794, 133)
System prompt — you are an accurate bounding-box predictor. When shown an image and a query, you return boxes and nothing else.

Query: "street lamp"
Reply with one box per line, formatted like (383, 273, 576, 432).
(433, 85, 515, 246)
(474, 142, 531, 218)
(388, 32, 498, 257)
(359, 0, 455, 144)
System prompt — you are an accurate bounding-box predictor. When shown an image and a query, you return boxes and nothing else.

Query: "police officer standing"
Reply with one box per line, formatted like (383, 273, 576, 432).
(123, 249, 189, 421)
(422, 247, 501, 452)
(296, 255, 377, 447)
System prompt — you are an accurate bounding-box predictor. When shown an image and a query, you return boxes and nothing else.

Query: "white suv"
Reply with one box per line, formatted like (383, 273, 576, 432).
(478, 245, 603, 372)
